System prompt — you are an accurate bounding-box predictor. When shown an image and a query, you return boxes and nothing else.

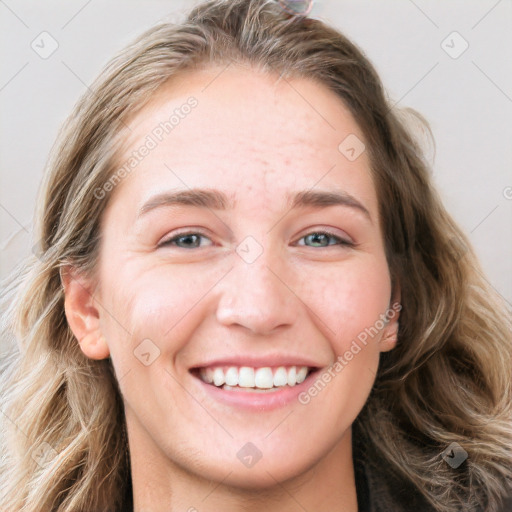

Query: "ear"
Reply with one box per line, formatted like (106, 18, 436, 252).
(379, 289, 402, 353)
(60, 265, 110, 360)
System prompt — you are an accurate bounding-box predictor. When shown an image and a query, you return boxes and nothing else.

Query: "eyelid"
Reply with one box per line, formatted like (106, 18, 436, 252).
(158, 227, 355, 250)
(293, 227, 355, 246)
(157, 228, 213, 247)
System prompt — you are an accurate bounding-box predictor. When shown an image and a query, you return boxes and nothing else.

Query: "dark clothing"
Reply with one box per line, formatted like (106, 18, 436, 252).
(353, 427, 434, 511)
(353, 428, 512, 512)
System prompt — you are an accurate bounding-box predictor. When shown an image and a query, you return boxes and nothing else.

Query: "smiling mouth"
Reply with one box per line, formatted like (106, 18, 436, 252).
(190, 365, 317, 392)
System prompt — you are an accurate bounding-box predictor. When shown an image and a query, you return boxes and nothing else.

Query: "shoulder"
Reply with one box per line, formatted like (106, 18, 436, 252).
(354, 440, 435, 512)
(352, 423, 435, 512)
(353, 430, 512, 512)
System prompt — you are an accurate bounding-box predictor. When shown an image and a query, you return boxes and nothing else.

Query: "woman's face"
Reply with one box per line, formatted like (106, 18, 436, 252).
(77, 65, 399, 487)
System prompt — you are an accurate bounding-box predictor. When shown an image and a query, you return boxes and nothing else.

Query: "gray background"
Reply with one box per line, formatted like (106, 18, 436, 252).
(1, 0, 511, 306)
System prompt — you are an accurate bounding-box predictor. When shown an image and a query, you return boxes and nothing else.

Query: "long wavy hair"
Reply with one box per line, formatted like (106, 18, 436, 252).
(1, 1, 511, 510)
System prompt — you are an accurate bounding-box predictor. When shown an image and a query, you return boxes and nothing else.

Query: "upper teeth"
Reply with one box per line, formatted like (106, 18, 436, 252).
(199, 366, 310, 389)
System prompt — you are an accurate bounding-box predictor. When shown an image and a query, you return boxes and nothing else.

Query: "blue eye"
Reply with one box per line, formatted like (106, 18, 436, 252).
(158, 230, 354, 250)
(159, 232, 212, 249)
(297, 231, 353, 248)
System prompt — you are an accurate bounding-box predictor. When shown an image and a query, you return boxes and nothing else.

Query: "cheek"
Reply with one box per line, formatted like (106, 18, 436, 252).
(293, 258, 391, 420)
(99, 262, 227, 355)
(95, 265, 218, 413)
(291, 255, 392, 354)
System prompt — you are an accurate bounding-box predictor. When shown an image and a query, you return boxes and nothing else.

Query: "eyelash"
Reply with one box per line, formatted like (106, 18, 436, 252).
(158, 229, 355, 249)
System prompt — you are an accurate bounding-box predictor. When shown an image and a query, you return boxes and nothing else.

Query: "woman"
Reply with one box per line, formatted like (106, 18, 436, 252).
(0, 1, 511, 510)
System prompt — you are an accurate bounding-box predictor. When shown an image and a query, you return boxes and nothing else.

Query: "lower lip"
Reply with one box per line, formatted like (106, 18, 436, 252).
(191, 370, 320, 412)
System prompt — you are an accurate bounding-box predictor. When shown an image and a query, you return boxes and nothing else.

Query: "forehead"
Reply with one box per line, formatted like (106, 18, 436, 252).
(109, 64, 377, 218)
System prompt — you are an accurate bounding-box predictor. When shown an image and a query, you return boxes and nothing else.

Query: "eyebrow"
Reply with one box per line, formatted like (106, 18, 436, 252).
(137, 187, 372, 222)
(138, 189, 228, 217)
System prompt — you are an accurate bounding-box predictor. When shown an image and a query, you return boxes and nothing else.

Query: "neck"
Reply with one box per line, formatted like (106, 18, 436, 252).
(127, 414, 358, 512)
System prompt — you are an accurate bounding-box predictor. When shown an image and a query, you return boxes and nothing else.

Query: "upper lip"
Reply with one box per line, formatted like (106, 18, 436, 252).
(189, 355, 323, 370)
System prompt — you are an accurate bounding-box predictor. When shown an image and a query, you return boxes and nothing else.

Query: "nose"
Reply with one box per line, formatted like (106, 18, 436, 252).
(215, 248, 299, 336)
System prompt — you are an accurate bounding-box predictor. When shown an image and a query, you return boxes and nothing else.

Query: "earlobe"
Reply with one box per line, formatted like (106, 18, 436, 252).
(61, 266, 110, 360)
(379, 318, 399, 353)
(379, 291, 401, 353)
(75, 330, 111, 360)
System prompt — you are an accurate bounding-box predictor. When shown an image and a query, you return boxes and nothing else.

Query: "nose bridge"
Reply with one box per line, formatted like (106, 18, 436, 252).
(215, 240, 298, 335)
